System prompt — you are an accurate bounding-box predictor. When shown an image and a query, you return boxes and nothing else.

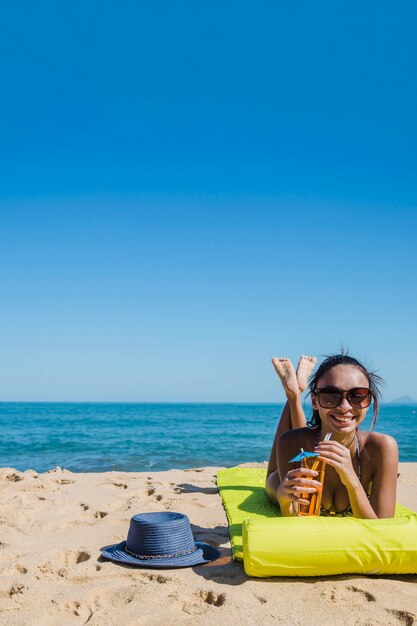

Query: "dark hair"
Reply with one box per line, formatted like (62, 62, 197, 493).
(307, 353, 383, 432)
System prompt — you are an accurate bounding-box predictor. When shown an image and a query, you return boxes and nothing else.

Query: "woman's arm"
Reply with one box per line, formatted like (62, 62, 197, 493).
(315, 434, 398, 519)
(367, 434, 398, 518)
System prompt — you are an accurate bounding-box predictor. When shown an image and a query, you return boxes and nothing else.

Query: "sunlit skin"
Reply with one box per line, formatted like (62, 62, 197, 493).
(266, 360, 399, 518)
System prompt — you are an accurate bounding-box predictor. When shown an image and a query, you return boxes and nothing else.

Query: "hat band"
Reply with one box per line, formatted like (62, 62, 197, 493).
(125, 545, 198, 560)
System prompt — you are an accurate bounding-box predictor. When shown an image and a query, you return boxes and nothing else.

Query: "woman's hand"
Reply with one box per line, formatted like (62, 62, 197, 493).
(277, 467, 321, 516)
(315, 440, 359, 489)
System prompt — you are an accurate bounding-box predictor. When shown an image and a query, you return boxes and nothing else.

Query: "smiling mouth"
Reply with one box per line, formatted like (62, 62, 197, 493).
(330, 414, 355, 424)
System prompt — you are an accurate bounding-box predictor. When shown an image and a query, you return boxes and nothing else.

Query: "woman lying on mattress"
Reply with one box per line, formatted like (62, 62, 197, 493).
(265, 353, 398, 518)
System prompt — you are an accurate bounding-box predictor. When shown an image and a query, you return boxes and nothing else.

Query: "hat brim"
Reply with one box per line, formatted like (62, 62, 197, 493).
(100, 541, 220, 568)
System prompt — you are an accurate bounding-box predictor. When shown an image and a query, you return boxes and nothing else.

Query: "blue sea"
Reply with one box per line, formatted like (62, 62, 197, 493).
(1, 403, 416, 473)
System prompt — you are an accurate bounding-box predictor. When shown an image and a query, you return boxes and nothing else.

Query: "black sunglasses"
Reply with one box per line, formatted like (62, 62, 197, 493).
(314, 386, 373, 409)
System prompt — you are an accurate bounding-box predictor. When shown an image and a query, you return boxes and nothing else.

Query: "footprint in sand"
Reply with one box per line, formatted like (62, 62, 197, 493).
(385, 609, 416, 626)
(181, 600, 206, 616)
(256, 595, 267, 604)
(198, 590, 226, 607)
(146, 479, 163, 501)
(6, 473, 24, 482)
(54, 478, 75, 485)
(63, 600, 93, 623)
(141, 573, 172, 584)
(39, 549, 91, 575)
(122, 495, 142, 512)
(7, 584, 26, 597)
(321, 585, 376, 606)
(28, 483, 46, 492)
(347, 585, 376, 602)
(1, 563, 28, 575)
(74, 550, 91, 564)
(90, 583, 145, 609)
(74, 504, 108, 522)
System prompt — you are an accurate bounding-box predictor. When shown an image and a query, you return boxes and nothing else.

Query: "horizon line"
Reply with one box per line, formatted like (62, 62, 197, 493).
(0, 399, 415, 405)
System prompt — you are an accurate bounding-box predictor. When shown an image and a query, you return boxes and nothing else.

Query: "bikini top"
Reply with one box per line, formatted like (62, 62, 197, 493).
(314, 431, 363, 517)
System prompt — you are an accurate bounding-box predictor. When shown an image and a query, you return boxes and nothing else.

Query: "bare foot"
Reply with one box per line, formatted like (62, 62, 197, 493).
(271, 358, 300, 398)
(295, 355, 317, 393)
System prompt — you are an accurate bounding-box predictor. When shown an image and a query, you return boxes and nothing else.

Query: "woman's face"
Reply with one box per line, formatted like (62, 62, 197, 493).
(311, 364, 370, 434)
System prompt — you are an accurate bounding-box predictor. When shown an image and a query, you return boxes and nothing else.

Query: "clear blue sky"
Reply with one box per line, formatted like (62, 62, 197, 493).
(1, 2, 416, 401)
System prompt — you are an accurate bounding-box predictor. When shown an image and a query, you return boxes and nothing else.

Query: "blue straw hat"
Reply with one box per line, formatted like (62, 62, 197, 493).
(101, 512, 220, 568)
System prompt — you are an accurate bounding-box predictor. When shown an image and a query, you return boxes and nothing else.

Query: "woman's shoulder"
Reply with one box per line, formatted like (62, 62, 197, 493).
(359, 430, 398, 455)
(277, 428, 318, 469)
(278, 427, 317, 447)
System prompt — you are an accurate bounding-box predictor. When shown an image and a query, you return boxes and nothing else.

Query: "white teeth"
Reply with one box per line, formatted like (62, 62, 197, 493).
(332, 416, 353, 423)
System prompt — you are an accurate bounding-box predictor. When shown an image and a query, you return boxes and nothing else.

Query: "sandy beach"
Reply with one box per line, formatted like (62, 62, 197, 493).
(1, 462, 417, 626)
